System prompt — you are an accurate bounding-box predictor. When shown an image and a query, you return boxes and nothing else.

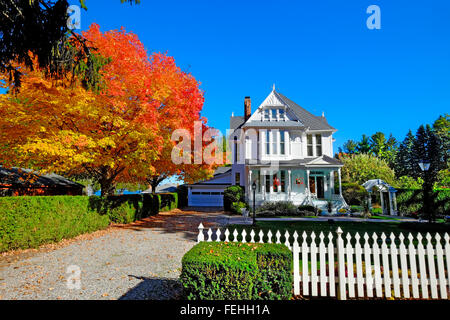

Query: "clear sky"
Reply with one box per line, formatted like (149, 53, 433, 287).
(50, 1, 450, 151)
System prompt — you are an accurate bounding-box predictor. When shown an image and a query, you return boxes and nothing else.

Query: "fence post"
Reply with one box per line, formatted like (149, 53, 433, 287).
(197, 223, 204, 243)
(336, 227, 346, 300)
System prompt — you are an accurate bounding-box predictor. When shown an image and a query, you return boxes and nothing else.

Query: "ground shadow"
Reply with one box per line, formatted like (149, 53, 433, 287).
(119, 275, 184, 300)
(111, 207, 230, 242)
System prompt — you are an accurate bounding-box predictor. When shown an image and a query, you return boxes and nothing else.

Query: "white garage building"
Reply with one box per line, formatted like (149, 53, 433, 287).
(187, 167, 231, 207)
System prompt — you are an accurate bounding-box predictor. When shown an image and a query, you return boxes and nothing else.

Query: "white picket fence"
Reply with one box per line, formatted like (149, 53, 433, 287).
(197, 223, 450, 300)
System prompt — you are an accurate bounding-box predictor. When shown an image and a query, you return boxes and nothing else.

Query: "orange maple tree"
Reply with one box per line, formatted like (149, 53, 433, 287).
(0, 24, 215, 196)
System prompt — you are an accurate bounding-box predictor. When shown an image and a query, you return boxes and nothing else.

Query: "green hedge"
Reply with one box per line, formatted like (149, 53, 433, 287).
(180, 242, 292, 300)
(0, 193, 179, 252)
(0, 196, 109, 252)
(396, 188, 450, 216)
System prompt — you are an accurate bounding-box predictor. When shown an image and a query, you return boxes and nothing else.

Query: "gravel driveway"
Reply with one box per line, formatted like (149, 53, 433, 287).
(0, 208, 233, 300)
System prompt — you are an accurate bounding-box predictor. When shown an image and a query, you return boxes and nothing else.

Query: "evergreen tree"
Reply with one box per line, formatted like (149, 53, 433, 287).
(395, 130, 415, 177)
(411, 124, 444, 222)
(356, 134, 371, 154)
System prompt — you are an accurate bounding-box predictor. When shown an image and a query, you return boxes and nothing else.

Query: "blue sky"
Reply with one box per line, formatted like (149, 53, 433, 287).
(30, 1, 450, 153)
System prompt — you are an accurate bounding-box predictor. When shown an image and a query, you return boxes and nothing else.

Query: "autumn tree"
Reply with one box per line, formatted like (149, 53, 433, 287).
(0, 0, 140, 88)
(136, 53, 217, 192)
(0, 25, 163, 196)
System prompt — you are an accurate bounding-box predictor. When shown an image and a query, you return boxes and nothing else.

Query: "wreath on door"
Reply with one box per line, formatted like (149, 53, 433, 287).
(295, 177, 304, 185)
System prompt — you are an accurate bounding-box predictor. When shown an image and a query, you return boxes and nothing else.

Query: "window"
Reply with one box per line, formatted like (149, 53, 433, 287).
(235, 172, 240, 185)
(264, 109, 270, 121)
(265, 130, 270, 155)
(280, 170, 286, 192)
(307, 134, 313, 156)
(271, 109, 276, 121)
(316, 134, 322, 156)
(279, 109, 285, 120)
(234, 136, 239, 163)
(272, 131, 277, 154)
(280, 130, 285, 155)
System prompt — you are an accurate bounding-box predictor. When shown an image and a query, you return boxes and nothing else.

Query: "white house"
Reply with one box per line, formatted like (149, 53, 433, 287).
(187, 87, 348, 212)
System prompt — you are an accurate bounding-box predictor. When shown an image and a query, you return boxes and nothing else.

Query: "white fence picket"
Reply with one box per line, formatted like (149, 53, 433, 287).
(435, 234, 448, 299)
(336, 228, 346, 300)
(195, 224, 450, 300)
(354, 233, 364, 298)
(301, 231, 309, 296)
(319, 232, 327, 297)
(293, 239, 300, 296)
(390, 233, 401, 298)
(364, 233, 374, 298)
(399, 233, 410, 298)
(345, 233, 355, 298)
(426, 233, 438, 299)
(310, 232, 318, 296)
(372, 233, 383, 297)
(408, 233, 420, 298)
(416, 233, 428, 299)
(380, 233, 391, 298)
(327, 232, 336, 297)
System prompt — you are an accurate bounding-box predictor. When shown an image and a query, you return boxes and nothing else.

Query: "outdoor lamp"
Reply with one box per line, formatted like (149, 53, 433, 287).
(252, 181, 257, 226)
(418, 160, 430, 171)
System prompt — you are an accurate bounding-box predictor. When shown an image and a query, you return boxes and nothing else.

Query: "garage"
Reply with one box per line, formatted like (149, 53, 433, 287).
(188, 189, 225, 207)
(187, 167, 231, 207)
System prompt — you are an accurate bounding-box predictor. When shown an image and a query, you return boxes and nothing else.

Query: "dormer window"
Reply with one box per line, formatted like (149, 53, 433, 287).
(264, 109, 270, 121)
(279, 109, 285, 120)
(271, 109, 277, 120)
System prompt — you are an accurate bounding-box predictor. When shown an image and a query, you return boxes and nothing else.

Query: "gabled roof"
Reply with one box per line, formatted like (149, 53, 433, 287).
(231, 89, 336, 132)
(274, 91, 336, 131)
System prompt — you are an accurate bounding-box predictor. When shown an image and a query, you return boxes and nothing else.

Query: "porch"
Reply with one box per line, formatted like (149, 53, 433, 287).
(246, 167, 348, 211)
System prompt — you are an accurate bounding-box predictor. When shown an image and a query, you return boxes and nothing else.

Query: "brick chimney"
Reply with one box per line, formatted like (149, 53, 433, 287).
(244, 96, 251, 121)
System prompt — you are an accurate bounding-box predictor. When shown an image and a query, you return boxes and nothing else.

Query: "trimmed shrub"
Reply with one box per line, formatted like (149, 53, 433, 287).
(180, 242, 292, 300)
(224, 185, 246, 214)
(341, 183, 369, 205)
(0, 193, 179, 252)
(256, 201, 298, 216)
(0, 196, 109, 252)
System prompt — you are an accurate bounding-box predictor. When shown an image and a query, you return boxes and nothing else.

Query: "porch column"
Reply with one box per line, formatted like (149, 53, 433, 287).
(262, 170, 266, 201)
(330, 171, 335, 195)
(338, 168, 342, 197)
(306, 169, 310, 193)
(368, 191, 372, 211)
(248, 169, 253, 202)
(380, 190, 385, 214)
(288, 169, 292, 198)
(388, 191, 394, 216)
(393, 192, 399, 216)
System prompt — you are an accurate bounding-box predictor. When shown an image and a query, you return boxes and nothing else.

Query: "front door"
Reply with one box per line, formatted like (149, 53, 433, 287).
(316, 176, 324, 199)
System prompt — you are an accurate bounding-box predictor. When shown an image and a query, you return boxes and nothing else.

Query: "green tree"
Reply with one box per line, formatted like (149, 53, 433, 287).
(356, 134, 372, 154)
(411, 124, 444, 222)
(341, 153, 396, 186)
(395, 130, 416, 177)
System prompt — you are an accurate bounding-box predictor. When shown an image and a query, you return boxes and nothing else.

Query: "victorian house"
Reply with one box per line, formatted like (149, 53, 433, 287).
(187, 87, 348, 212)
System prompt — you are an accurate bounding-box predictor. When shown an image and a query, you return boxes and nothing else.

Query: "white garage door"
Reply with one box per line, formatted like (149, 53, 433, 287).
(189, 191, 224, 207)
